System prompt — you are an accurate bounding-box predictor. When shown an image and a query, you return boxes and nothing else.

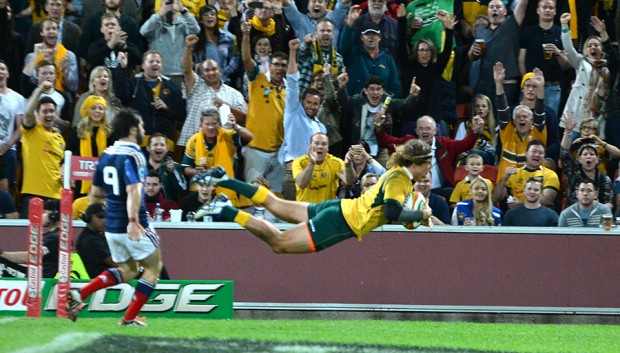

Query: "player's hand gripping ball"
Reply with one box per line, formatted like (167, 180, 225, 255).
(402, 192, 426, 230)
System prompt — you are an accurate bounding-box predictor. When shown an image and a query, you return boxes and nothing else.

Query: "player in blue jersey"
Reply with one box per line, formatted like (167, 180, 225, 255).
(65, 109, 163, 327)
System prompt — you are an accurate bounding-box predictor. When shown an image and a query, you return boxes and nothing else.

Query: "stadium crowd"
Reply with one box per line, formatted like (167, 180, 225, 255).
(1, 0, 620, 229)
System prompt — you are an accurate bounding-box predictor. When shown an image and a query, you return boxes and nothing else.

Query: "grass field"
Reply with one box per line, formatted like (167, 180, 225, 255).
(2, 317, 620, 353)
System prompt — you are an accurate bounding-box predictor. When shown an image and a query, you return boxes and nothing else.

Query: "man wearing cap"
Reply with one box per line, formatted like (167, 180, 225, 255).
(76, 203, 118, 278)
(340, 6, 401, 96)
(514, 69, 560, 161)
(494, 62, 548, 179)
(560, 115, 614, 210)
(348, 0, 399, 65)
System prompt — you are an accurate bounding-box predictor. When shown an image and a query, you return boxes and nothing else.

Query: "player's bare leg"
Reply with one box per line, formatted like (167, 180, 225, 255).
(120, 249, 162, 326)
(238, 214, 315, 254)
(260, 193, 310, 223)
(202, 166, 310, 223)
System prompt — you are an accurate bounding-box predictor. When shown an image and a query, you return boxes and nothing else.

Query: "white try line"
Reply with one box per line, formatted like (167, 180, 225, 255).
(0, 317, 17, 324)
(12, 333, 102, 353)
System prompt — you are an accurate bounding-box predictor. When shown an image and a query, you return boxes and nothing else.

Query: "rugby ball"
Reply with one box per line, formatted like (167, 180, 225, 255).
(402, 191, 426, 230)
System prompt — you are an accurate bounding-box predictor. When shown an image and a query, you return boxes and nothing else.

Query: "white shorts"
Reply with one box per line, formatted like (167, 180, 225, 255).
(105, 224, 160, 263)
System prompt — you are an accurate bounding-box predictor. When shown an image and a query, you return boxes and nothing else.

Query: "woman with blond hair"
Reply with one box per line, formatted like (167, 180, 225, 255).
(72, 66, 122, 128)
(67, 96, 113, 196)
(454, 94, 497, 165)
(452, 177, 502, 226)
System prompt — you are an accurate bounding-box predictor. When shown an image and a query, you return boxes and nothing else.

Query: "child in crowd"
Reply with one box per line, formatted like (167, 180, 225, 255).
(449, 153, 493, 205)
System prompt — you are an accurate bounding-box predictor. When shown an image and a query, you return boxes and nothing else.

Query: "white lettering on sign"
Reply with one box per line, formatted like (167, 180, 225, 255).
(0, 280, 29, 311)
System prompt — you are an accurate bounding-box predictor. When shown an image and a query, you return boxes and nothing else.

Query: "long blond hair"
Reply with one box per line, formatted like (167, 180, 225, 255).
(471, 94, 496, 146)
(77, 104, 112, 139)
(88, 66, 116, 98)
(469, 177, 494, 226)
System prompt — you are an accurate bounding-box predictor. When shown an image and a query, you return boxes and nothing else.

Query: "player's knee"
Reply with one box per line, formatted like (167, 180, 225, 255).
(122, 268, 140, 282)
(269, 244, 288, 254)
(268, 239, 293, 254)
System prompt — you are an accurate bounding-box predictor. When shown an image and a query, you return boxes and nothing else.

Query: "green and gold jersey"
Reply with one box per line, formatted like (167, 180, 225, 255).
(341, 166, 413, 239)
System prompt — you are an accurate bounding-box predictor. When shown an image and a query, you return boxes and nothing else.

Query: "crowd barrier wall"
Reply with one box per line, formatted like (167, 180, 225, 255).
(1, 222, 619, 309)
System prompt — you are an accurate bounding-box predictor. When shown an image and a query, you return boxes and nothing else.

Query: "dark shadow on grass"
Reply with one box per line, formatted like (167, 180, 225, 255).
(68, 336, 516, 353)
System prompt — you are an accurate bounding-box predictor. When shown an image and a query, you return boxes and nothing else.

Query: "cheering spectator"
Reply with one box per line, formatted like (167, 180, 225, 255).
(377, 114, 484, 200)
(468, 0, 528, 105)
(239, 18, 288, 194)
(140, 0, 200, 84)
(560, 113, 614, 210)
(296, 18, 344, 95)
(72, 66, 122, 128)
(23, 19, 79, 94)
(182, 109, 253, 207)
(192, 5, 236, 74)
(28, 61, 72, 130)
(78, 0, 143, 62)
(450, 153, 493, 205)
(493, 140, 559, 210)
(494, 62, 547, 178)
(340, 75, 419, 166)
(514, 68, 560, 162)
(282, 0, 350, 46)
(560, 14, 610, 139)
(401, 10, 457, 134)
(341, 142, 386, 199)
(340, 10, 400, 97)
(349, 0, 399, 64)
(178, 33, 247, 148)
(114, 50, 186, 144)
(66, 96, 113, 197)
(518, 0, 569, 116)
(88, 13, 142, 70)
(278, 38, 326, 200)
(0, 61, 25, 193)
(20, 83, 65, 217)
(293, 132, 350, 202)
(146, 133, 187, 202)
(25, 0, 82, 54)
(454, 94, 497, 165)
(228, 0, 296, 55)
